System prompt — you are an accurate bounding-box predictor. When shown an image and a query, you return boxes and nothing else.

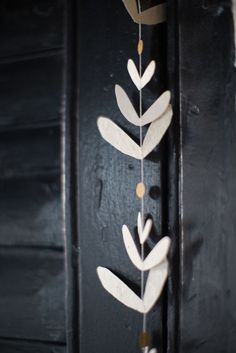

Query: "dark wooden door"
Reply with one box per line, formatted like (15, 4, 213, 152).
(65, 1, 236, 353)
(0, 1, 235, 353)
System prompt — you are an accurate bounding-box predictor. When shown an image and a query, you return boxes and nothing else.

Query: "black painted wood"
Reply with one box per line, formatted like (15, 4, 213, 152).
(168, 0, 236, 352)
(64, 0, 168, 352)
(0, 55, 63, 130)
(0, 127, 60, 178)
(0, 340, 66, 353)
(0, 248, 66, 342)
(0, 0, 64, 58)
(63, 1, 80, 353)
(0, 0, 66, 351)
(0, 176, 62, 247)
(166, 1, 181, 352)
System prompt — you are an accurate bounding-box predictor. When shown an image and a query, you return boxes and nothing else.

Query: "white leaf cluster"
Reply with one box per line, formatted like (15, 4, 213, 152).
(97, 59, 173, 160)
(97, 56, 172, 314)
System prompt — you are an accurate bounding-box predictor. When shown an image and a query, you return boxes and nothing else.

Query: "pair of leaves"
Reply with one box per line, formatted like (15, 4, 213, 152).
(97, 105, 173, 160)
(127, 60, 156, 91)
(115, 85, 171, 127)
(137, 212, 152, 244)
(122, 224, 171, 271)
(97, 58, 172, 160)
(97, 260, 168, 314)
(122, 0, 166, 25)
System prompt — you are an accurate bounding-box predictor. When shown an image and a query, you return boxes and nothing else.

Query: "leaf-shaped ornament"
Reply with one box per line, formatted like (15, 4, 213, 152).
(122, 0, 166, 25)
(142, 105, 173, 159)
(143, 260, 169, 313)
(142, 237, 171, 271)
(97, 266, 144, 313)
(97, 106, 172, 160)
(149, 349, 157, 353)
(97, 117, 141, 159)
(123, 224, 171, 271)
(127, 59, 156, 90)
(138, 212, 152, 244)
(115, 85, 171, 127)
(122, 225, 143, 270)
(97, 261, 169, 314)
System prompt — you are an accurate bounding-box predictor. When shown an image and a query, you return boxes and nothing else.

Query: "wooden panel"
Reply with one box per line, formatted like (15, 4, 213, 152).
(0, 176, 62, 247)
(66, 0, 168, 352)
(0, 248, 66, 343)
(0, 54, 63, 130)
(176, 0, 236, 352)
(0, 0, 64, 58)
(0, 127, 60, 178)
(0, 340, 66, 353)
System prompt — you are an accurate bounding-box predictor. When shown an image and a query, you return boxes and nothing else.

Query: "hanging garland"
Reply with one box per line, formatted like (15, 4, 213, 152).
(96, 1, 172, 351)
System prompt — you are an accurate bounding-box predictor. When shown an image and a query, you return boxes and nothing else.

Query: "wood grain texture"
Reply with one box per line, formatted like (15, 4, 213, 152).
(0, 176, 62, 247)
(0, 340, 66, 353)
(175, 0, 236, 352)
(72, 0, 168, 352)
(0, 55, 63, 130)
(0, 0, 66, 351)
(0, 0, 64, 58)
(0, 248, 66, 343)
(0, 127, 60, 178)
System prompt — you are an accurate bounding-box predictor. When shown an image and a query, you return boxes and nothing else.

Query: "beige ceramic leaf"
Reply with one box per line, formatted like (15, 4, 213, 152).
(137, 212, 143, 237)
(115, 85, 171, 127)
(97, 266, 144, 313)
(139, 218, 152, 244)
(122, 225, 143, 270)
(127, 59, 140, 90)
(141, 90, 171, 125)
(149, 349, 157, 353)
(143, 260, 169, 313)
(142, 105, 173, 159)
(98, 106, 172, 160)
(127, 59, 155, 90)
(115, 85, 139, 126)
(97, 117, 141, 159)
(123, 222, 170, 271)
(122, 0, 166, 25)
(143, 237, 171, 271)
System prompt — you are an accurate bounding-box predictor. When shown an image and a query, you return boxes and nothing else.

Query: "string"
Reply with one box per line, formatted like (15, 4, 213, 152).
(137, 0, 147, 335)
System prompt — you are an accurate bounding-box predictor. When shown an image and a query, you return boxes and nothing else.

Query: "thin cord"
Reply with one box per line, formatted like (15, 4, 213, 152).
(137, 0, 147, 335)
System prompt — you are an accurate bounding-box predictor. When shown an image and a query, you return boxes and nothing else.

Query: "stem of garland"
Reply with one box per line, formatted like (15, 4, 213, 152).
(137, 0, 147, 336)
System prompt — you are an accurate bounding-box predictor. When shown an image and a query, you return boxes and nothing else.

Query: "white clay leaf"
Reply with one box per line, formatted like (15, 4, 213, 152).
(139, 218, 152, 244)
(149, 349, 157, 353)
(122, 225, 142, 271)
(115, 85, 139, 125)
(141, 61, 156, 89)
(143, 260, 169, 313)
(123, 225, 171, 271)
(143, 237, 171, 271)
(122, 0, 166, 25)
(137, 212, 143, 238)
(142, 105, 173, 159)
(127, 60, 155, 90)
(115, 85, 170, 127)
(97, 117, 141, 159)
(127, 59, 140, 90)
(97, 266, 144, 313)
(141, 91, 171, 125)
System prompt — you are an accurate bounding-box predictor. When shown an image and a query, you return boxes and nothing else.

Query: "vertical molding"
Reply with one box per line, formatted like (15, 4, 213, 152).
(232, 0, 236, 66)
(62, 0, 80, 352)
(167, 0, 181, 352)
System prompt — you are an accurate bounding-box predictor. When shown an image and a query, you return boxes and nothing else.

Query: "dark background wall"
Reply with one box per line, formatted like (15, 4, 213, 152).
(0, 1, 235, 353)
(0, 1, 66, 352)
(172, 1, 236, 352)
